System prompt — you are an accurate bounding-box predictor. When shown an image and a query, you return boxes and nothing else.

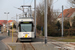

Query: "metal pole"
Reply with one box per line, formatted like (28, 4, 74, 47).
(16, 14, 17, 22)
(62, 5, 64, 37)
(30, 7, 32, 17)
(7, 13, 8, 34)
(16, 14, 18, 29)
(34, 0, 36, 38)
(12, 22, 13, 42)
(22, 7, 24, 17)
(44, 0, 47, 44)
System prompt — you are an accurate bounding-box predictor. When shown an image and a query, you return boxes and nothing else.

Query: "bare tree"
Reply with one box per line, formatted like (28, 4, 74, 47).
(53, 9, 60, 18)
(36, 0, 54, 27)
(36, 3, 44, 27)
(36, 0, 61, 36)
(68, 0, 75, 7)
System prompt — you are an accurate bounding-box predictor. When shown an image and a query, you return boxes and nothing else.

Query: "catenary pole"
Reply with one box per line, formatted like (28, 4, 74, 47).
(12, 22, 13, 42)
(7, 13, 8, 33)
(44, 0, 47, 44)
(4, 12, 9, 36)
(62, 5, 64, 37)
(34, 0, 36, 38)
(16, 14, 18, 29)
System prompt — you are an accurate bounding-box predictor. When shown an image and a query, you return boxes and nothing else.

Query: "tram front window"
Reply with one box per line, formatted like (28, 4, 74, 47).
(21, 24, 32, 32)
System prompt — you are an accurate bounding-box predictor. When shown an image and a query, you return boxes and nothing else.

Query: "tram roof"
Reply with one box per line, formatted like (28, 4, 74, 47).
(19, 17, 34, 22)
(19, 17, 33, 19)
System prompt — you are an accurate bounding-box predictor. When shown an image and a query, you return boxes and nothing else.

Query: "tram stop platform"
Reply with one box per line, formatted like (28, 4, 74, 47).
(2, 37, 17, 50)
(2, 37, 75, 50)
(2, 37, 17, 43)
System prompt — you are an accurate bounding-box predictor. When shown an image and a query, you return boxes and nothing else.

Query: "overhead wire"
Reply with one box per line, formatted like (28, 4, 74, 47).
(22, 0, 34, 17)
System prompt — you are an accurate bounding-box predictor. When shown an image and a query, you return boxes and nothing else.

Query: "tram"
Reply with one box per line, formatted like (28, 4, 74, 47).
(17, 5, 36, 41)
(18, 17, 35, 41)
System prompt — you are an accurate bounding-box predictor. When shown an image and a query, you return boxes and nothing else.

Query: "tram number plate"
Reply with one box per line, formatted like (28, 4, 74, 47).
(25, 34, 28, 38)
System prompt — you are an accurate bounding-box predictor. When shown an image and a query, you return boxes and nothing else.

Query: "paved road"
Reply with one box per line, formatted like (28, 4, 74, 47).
(0, 36, 9, 50)
(8, 37, 63, 50)
(5, 36, 75, 50)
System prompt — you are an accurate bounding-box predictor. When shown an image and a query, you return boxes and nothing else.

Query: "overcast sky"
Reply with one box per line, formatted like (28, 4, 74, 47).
(0, 0, 70, 20)
(53, 0, 69, 11)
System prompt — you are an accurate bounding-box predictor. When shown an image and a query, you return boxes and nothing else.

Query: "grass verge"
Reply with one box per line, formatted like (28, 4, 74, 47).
(49, 36, 75, 42)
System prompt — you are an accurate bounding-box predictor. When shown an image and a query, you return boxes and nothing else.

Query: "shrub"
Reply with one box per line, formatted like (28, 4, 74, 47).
(36, 25, 41, 31)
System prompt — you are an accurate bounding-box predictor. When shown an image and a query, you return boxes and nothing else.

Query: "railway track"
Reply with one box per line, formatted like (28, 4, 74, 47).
(16, 36, 75, 50)
(22, 42, 35, 50)
(16, 39, 35, 50)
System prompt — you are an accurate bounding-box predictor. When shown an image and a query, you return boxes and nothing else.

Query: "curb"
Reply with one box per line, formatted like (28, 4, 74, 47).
(2, 40, 12, 50)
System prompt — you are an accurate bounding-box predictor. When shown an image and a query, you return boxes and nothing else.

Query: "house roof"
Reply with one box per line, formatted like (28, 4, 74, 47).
(0, 23, 3, 26)
(0, 20, 7, 26)
(58, 8, 75, 18)
(8, 20, 13, 23)
(0, 20, 7, 24)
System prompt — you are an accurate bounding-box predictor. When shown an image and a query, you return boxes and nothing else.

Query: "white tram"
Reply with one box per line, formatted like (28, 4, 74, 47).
(18, 17, 35, 41)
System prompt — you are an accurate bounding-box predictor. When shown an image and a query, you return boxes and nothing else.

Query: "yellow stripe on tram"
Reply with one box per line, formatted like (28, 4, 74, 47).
(25, 34, 28, 38)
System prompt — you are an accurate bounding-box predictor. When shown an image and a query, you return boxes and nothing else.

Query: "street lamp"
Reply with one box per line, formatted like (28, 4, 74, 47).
(4, 12, 9, 34)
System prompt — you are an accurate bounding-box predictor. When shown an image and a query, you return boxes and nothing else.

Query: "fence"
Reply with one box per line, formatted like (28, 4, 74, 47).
(61, 29, 75, 36)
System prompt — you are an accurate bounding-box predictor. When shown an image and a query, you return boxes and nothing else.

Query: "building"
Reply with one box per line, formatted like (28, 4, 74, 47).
(0, 20, 7, 33)
(0, 20, 18, 33)
(0, 23, 3, 33)
(58, 8, 75, 26)
(8, 20, 18, 30)
(8, 20, 17, 27)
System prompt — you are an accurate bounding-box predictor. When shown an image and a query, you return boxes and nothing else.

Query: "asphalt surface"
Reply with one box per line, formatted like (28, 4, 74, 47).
(1, 35, 74, 50)
(0, 36, 9, 50)
(8, 37, 63, 50)
(12, 37, 73, 50)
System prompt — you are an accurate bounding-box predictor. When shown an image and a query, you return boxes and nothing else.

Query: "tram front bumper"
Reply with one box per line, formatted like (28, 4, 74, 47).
(18, 38, 33, 41)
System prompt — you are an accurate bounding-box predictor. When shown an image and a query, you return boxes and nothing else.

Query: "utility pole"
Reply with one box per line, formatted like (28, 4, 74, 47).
(16, 14, 17, 21)
(4, 12, 9, 35)
(22, 6, 24, 17)
(16, 14, 18, 30)
(44, 0, 47, 44)
(62, 5, 64, 37)
(12, 22, 13, 42)
(34, 0, 36, 38)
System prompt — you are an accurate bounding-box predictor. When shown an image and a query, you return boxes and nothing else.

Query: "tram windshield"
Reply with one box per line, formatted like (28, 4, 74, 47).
(21, 24, 32, 32)
(19, 22, 33, 32)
